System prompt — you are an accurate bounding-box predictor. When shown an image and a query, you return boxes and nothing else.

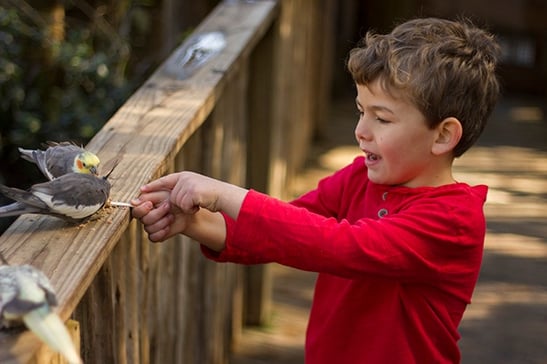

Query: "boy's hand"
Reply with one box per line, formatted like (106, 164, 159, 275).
(131, 171, 247, 244)
(141, 172, 248, 220)
(131, 190, 184, 242)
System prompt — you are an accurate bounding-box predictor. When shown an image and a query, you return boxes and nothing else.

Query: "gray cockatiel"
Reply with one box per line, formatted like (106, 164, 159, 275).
(0, 172, 111, 222)
(19, 142, 100, 181)
(0, 262, 82, 364)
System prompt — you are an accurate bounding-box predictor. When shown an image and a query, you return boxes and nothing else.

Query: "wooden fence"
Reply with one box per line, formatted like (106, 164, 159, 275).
(0, 0, 335, 363)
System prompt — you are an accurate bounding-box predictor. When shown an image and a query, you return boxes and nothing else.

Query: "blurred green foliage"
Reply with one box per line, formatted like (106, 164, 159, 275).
(0, 5, 134, 187)
(0, 2, 144, 232)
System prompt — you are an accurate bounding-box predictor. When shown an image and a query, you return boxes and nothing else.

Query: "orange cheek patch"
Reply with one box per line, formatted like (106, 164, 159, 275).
(76, 160, 84, 169)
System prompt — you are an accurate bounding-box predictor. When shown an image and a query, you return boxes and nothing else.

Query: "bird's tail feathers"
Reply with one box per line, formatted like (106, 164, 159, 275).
(0, 202, 40, 217)
(18, 148, 36, 163)
(0, 185, 48, 209)
(0, 185, 27, 203)
(0, 184, 47, 215)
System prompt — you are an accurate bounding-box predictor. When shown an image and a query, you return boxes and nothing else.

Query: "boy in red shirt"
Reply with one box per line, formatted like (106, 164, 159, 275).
(132, 17, 500, 363)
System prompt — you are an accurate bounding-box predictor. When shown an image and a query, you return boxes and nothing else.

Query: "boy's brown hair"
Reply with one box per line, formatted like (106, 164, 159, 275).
(347, 17, 501, 157)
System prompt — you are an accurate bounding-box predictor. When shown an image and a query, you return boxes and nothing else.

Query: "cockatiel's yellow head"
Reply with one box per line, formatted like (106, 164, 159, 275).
(74, 151, 100, 175)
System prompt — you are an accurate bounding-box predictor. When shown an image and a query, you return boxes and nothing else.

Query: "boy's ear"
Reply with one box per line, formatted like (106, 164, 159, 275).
(432, 117, 462, 155)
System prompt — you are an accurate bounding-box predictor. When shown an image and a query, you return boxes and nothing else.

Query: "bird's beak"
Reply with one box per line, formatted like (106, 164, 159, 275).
(90, 166, 98, 175)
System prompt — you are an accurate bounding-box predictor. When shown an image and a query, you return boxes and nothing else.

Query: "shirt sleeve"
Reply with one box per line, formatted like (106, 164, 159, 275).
(201, 186, 486, 286)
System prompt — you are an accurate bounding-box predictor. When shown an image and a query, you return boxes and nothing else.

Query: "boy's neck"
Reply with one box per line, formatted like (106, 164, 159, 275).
(400, 158, 456, 188)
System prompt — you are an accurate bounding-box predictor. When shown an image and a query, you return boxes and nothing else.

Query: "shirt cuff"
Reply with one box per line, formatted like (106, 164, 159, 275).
(200, 190, 270, 264)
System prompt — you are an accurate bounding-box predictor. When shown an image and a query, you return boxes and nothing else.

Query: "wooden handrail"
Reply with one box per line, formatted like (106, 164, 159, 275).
(0, 2, 278, 362)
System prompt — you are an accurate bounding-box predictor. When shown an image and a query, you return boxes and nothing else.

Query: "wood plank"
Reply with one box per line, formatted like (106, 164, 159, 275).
(174, 130, 203, 364)
(0, 1, 278, 363)
(137, 224, 150, 364)
(244, 11, 276, 327)
(243, 0, 336, 328)
(76, 254, 116, 363)
(175, 132, 206, 364)
(124, 222, 140, 364)
(200, 57, 248, 364)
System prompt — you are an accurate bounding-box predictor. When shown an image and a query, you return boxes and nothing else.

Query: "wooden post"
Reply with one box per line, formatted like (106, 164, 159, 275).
(243, 0, 337, 327)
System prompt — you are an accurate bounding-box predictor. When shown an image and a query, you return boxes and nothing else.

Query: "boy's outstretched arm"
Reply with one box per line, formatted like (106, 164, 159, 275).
(131, 171, 249, 252)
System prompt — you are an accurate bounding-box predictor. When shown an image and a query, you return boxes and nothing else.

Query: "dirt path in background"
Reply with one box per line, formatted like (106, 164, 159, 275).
(230, 94, 547, 364)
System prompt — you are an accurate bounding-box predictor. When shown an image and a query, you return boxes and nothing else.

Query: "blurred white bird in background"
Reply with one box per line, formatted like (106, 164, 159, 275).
(0, 255, 82, 364)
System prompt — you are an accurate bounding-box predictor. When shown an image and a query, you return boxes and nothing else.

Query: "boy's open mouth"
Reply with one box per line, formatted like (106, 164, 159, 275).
(364, 152, 380, 161)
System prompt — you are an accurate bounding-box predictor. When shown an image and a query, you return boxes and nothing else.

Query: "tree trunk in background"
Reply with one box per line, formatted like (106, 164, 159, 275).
(28, 0, 65, 64)
(27, 0, 65, 124)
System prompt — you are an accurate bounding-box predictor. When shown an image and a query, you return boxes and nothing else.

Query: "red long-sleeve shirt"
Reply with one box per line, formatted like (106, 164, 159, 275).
(203, 156, 487, 363)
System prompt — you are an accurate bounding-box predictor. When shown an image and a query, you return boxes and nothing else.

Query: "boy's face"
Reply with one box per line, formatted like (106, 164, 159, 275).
(354, 81, 452, 187)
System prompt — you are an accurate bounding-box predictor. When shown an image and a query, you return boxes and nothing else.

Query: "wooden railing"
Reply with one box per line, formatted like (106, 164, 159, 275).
(0, 1, 334, 362)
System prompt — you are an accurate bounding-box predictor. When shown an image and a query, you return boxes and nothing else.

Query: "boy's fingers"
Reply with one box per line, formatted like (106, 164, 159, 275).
(139, 201, 171, 225)
(141, 174, 179, 192)
(131, 191, 170, 207)
(131, 201, 153, 219)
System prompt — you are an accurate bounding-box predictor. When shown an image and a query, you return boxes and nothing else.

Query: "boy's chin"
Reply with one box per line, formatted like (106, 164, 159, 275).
(367, 172, 403, 187)
(367, 173, 389, 185)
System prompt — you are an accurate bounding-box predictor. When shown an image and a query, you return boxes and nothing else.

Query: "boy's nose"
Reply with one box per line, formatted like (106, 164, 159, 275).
(355, 118, 372, 143)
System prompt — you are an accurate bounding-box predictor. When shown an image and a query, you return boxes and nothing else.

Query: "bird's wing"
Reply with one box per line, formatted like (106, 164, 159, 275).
(18, 147, 56, 180)
(0, 266, 55, 316)
(33, 150, 56, 180)
(30, 174, 111, 219)
(48, 174, 111, 206)
(44, 145, 81, 179)
(19, 265, 57, 307)
(0, 266, 19, 315)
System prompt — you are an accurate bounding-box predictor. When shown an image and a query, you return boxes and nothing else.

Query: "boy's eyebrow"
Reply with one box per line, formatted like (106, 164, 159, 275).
(372, 105, 395, 114)
(355, 98, 395, 114)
